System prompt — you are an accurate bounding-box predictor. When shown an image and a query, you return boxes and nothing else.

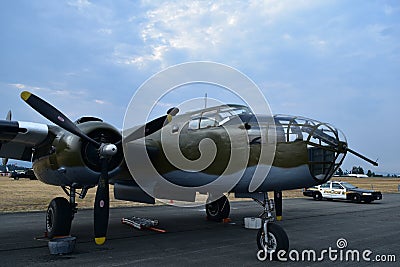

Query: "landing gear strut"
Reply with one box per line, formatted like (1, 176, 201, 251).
(45, 185, 89, 238)
(205, 195, 230, 222)
(253, 193, 289, 261)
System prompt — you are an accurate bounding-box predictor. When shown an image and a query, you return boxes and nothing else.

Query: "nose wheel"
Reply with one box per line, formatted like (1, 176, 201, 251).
(257, 222, 289, 261)
(253, 192, 289, 261)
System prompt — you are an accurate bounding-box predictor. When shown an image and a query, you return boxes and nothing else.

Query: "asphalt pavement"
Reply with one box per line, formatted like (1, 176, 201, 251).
(0, 194, 399, 266)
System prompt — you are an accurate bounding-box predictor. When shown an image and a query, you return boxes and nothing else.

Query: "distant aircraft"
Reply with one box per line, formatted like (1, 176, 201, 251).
(0, 91, 377, 257)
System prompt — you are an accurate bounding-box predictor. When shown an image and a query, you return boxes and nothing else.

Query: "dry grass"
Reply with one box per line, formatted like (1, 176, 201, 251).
(0, 176, 152, 213)
(0, 176, 399, 213)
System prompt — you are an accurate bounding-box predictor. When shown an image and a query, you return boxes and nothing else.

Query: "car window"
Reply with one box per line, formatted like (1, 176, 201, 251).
(332, 183, 343, 189)
(341, 182, 357, 189)
(321, 183, 330, 189)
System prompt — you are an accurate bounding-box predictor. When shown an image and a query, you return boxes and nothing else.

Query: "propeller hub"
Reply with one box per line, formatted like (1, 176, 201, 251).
(99, 144, 117, 158)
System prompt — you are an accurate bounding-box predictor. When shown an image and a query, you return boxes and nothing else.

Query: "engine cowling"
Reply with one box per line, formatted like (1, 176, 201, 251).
(32, 120, 124, 187)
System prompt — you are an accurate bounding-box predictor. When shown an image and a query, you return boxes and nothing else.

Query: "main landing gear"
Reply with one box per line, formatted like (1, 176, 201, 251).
(45, 185, 89, 238)
(205, 195, 230, 222)
(253, 193, 289, 261)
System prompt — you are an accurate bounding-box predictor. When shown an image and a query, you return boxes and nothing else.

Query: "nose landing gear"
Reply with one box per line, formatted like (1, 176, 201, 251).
(253, 193, 289, 261)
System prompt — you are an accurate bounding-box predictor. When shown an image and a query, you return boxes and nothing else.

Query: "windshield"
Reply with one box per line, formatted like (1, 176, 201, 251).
(341, 182, 358, 189)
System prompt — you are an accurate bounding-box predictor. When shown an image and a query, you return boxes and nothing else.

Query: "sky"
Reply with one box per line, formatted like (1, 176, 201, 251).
(0, 0, 399, 174)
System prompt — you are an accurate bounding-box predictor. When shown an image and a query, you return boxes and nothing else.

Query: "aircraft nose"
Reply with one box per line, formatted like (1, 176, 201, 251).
(274, 115, 348, 182)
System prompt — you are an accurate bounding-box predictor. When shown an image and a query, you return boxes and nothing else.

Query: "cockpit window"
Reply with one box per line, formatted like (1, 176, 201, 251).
(188, 116, 218, 130)
(274, 117, 303, 142)
(199, 117, 217, 129)
(218, 106, 252, 120)
(188, 118, 200, 130)
(189, 105, 253, 129)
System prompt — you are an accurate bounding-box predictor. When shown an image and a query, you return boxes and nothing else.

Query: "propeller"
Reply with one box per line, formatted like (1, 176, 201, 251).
(21, 92, 100, 146)
(20, 91, 178, 245)
(122, 107, 179, 144)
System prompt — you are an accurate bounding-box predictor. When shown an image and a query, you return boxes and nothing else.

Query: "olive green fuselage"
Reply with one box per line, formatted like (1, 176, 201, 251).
(32, 106, 345, 199)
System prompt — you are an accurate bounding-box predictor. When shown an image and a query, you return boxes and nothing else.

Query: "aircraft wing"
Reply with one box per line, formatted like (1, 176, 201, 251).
(0, 120, 50, 162)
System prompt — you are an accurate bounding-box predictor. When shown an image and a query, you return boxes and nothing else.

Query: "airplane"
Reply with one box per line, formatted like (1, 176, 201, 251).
(0, 91, 378, 258)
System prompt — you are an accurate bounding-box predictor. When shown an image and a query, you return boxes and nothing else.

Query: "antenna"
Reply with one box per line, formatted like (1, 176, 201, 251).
(204, 93, 208, 109)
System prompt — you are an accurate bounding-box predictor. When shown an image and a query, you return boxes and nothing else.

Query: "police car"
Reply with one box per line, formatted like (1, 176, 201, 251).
(303, 181, 382, 203)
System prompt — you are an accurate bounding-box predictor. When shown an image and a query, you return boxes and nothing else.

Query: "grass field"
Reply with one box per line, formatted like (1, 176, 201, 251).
(0, 176, 399, 213)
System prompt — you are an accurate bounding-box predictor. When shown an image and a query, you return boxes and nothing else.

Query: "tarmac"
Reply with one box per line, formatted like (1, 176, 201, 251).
(0, 194, 399, 266)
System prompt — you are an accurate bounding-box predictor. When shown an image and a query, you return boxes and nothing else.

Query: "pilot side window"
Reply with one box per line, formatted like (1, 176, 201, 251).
(188, 117, 217, 130)
(188, 118, 200, 130)
(199, 118, 217, 129)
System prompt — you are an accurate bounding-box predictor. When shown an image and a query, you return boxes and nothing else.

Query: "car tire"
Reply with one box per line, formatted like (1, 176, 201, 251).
(351, 194, 361, 203)
(313, 192, 322, 201)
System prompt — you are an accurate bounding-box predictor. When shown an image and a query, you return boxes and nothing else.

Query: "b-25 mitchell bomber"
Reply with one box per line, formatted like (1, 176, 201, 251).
(0, 91, 377, 258)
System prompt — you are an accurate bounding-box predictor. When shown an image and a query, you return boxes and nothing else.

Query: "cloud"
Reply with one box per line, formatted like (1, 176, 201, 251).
(113, 0, 324, 68)
(94, 99, 106, 104)
(1, 0, 399, 172)
(9, 83, 26, 89)
(67, 0, 91, 10)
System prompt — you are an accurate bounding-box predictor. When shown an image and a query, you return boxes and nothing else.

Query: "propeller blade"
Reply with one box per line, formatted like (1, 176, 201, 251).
(94, 157, 110, 245)
(6, 110, 11, 121)
(20, 91, 100, 147)
(123, 107, 179, 144)
(347, 148, 378, 166)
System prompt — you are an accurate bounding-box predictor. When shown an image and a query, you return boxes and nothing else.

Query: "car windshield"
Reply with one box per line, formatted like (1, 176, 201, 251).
(341, 182, 358, 189)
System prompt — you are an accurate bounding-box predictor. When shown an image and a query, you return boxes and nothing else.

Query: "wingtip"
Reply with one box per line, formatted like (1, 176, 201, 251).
(20, 91, 31, 101)
(95, 237, 106, 245)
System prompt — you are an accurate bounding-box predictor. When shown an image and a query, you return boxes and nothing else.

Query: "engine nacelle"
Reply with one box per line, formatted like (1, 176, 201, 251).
(32, 119, 124, 188)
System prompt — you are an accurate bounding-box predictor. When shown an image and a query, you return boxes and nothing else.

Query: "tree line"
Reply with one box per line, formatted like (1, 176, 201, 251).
(335, 166, 398, 177)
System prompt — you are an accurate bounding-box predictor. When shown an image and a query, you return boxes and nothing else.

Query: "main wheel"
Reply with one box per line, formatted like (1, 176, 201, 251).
(313, 192, 322, 201)
(257, 222, 289, 261)
(206, 195, 230, 222)
(46, 197, 72, 238)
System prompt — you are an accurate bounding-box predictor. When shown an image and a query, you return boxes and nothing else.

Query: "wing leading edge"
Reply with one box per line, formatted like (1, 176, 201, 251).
(0, 120, 49, 162)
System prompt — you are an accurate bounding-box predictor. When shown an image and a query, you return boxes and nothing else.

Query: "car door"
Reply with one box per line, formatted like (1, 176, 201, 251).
(330, 183, 346, 199)
(320, 182, 332, 198)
